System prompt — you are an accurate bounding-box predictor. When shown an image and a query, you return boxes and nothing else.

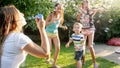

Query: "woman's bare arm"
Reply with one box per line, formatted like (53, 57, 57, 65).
(77, 13, 82, 22)
(23, 17, 50, 58)
(59, 10, 68, 30)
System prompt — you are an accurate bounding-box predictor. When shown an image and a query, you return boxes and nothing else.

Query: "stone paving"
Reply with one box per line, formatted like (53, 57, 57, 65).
(86, 44, 120, 64)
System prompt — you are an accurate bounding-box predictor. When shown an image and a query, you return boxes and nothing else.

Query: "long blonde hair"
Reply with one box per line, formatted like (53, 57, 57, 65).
(60, 7, 64, 25)
(0, 5, 19, 55)
(54, 3, 64, 25)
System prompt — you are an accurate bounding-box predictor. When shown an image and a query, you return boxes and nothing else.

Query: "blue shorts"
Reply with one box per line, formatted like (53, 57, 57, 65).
(74, 50, 84, 61)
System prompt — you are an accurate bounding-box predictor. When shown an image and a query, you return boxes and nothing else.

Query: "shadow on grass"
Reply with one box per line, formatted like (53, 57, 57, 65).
(62, 63, 76, 68)
(83, 57, 119, 68)
(61, 57, 119, 68)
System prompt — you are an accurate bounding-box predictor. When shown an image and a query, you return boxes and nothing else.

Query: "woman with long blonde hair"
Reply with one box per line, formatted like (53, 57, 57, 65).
(45, 3, 67, 68)
(77, 0, 98, 68)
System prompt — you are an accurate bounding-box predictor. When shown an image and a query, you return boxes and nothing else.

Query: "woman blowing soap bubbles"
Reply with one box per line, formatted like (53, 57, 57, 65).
(0, 5, 50, 68)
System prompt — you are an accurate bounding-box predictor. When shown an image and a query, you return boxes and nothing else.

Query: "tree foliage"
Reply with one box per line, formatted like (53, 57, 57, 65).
(0, 0, 53, 30)
(1, 0, 120, 42)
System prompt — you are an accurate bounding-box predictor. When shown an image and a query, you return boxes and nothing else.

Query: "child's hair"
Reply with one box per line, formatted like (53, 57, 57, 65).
(73, 22, 83, 28)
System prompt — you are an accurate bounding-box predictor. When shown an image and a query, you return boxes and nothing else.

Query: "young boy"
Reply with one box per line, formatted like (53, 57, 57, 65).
(65, 22, 85, 68)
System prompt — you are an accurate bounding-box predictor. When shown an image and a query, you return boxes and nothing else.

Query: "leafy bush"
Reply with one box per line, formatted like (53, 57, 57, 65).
(94, 8, 120, 42)
(1, 0, 120, 43)
(0, 0, 53, 30)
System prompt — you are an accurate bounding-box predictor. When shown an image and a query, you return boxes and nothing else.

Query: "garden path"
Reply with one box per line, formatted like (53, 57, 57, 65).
(86, 44, 120, 64)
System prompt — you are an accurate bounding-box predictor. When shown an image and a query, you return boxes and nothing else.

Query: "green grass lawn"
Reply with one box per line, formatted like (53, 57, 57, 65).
(21, 44, 120, 68)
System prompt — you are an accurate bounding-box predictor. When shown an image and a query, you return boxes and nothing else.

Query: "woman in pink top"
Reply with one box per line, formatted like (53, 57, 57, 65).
(77, 0, 98, 68)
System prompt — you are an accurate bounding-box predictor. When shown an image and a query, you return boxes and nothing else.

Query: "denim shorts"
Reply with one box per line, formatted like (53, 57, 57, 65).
(74, 50, 84, 61)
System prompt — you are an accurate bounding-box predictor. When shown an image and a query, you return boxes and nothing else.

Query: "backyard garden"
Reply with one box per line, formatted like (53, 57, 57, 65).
(0, 0, 120, 68)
